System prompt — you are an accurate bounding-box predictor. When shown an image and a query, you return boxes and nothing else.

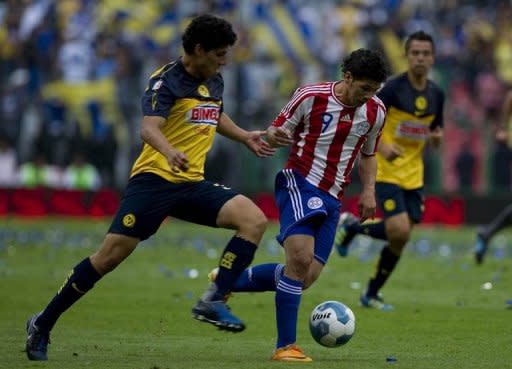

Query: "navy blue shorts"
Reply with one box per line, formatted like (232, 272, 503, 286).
(376, 182, 424, 223)
(108, 173, 239, 240)
(274, 169, 341, 265)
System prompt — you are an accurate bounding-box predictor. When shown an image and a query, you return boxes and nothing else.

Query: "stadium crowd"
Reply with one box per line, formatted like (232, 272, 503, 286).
(0, 0, 511, 192)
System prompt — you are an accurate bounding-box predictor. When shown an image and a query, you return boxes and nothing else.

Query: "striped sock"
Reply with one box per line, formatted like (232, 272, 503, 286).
(275, 275, 303, 348)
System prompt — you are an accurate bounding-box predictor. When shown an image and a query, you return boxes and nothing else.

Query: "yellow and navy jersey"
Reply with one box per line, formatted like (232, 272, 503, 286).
(131, 58, 224, 183)
(376, 73, 445, 189)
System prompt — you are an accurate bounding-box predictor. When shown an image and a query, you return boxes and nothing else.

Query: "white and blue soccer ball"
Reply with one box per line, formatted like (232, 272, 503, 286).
(309, 300, 356, 348)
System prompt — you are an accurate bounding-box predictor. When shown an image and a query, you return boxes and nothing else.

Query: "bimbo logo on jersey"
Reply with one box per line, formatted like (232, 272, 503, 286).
(396, 121, 429, 140)
(188, 104, 220, 125)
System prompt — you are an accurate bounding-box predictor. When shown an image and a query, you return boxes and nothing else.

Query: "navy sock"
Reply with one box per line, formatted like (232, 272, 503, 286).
(275, 275, 303, 348)
(212, 236, 257, 301)
(232, 263, 284, 292)
(480, 204, 512, 242)
(36, 258, 101, 331)
(366, 246, 400, 297)
(348, 221, 387, 241)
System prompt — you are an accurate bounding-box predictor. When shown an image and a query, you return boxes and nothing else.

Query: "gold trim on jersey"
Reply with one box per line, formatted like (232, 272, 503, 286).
(376, 107, 434, 189)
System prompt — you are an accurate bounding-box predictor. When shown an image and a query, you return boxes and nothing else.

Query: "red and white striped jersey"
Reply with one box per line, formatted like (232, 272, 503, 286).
(271, 81, 386, 200)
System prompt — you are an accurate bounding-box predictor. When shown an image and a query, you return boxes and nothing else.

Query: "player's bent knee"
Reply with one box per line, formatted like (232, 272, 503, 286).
(391, 228, 410, 243)
(245, 207, 268, 235)
(235, 210, 267, 239)
(287, 255, 313, 279)
(303, 261, 323, 289)
(386, 222, 411, 245)
(218, 195, 267, 231)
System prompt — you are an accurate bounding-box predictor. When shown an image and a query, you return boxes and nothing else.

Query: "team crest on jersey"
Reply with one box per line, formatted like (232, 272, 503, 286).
(415, 96, 427, 112)
(188, 103, 220, 125)
(197, 85, 210, 97)
(307, 197, 323, 210)
(152, 80, 163, 91)
(383, 199, 396, 212)
(354, 121, 371, 136)
(122, 213, 136, 228)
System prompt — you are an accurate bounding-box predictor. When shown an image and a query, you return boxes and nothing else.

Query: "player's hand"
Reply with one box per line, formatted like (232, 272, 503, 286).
(428, 127, 443, 148)
(266, 126, 294, 148)
(244, 130, 276, 158)
(166, 149, 189, 172)
(496, 128, 508, 142)
(357, 189, 376, 223)
(380, 142, 403, 162)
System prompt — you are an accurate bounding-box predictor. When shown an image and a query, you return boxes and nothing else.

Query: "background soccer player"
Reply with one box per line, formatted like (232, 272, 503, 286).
(25, 14, 275, 361)
(211, 48, 388, 361)
(474, 89, 512, 264)
(334, 31, 445, 310)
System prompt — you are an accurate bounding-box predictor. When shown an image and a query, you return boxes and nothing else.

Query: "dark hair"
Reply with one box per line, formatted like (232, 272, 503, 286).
(182, 14, 237, 54)
(405, 30, 435, 53)
(341, 48, 388, 83)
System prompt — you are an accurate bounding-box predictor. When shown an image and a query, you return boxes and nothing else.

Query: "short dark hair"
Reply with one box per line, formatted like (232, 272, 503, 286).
(405, 30, 435, 53)
(341, 48, 388, 83)
(182, 14, 237, 54)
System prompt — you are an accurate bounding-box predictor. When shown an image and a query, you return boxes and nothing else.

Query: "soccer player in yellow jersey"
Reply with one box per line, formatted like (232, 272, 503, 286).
(334, 31, 445, 310)
(25, 14, 275, 361)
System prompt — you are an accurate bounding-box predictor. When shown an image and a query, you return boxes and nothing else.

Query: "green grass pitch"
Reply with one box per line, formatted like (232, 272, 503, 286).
(1, 218, 511, 369)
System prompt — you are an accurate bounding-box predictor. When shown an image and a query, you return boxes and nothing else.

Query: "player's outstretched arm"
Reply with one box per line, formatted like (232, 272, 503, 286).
(217, 113, 275, 157)
(266, 126, 294, 148)
(358, 154, 378, 223)
(428, 126, 443, 148)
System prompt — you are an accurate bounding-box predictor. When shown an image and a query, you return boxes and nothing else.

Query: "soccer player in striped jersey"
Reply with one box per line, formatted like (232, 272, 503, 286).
(334, 31, 445, 310)
(209, 48, 388, 361)
(25, 14, 275, 361)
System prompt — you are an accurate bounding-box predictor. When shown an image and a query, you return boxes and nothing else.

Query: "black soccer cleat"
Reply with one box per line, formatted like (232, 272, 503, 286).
(26, 312, 50, 361)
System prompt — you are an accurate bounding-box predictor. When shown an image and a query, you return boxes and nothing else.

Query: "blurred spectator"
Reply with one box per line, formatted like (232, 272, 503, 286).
(0, 134, 18, 187)
(493, 139, 511, 190)
(62, 151, 101, 191)
(455, 136, 476, 192)
(36, 99, 80, 167)
(93, 33, 117, 80)
(18, 151, 62, 189)
(57, 26, 95, 83)
(475, 71, 505, 121)
(83, 100, 118, 187)
(0, 68, 30, 147)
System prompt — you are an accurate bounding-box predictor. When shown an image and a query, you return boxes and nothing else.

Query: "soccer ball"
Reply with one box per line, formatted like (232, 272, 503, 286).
(309, 300, 356, 348)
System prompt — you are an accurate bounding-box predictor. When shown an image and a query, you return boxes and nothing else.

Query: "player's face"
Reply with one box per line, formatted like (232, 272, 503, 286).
(406, 40, 434, 77)
(196, 46, 230, 78)
(345, 74, 381, 106)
